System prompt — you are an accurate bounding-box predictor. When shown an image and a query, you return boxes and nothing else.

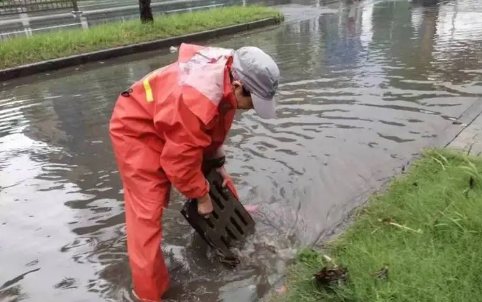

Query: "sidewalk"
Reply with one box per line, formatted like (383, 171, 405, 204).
(448, 113, 482, 155)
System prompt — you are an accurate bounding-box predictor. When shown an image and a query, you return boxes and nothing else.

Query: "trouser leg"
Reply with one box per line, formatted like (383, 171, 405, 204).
(124, 186, 169, 301)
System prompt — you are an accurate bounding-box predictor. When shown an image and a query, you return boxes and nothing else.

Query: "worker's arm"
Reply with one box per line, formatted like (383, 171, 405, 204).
(204, 146, 226, 170)
(203, 143, 239, 199)
(209, 146, 226, 159)
(155, 98, 211, 199)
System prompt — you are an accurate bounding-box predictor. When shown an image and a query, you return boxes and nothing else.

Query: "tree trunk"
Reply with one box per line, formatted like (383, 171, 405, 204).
(139, 0, 153, 23)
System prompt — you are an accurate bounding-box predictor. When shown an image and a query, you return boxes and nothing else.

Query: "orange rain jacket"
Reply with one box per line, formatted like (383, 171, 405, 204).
(109, 43, 239, 301)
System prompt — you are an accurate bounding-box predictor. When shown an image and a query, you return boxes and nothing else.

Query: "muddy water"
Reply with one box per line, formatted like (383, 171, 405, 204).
(2, 0, 482, 301)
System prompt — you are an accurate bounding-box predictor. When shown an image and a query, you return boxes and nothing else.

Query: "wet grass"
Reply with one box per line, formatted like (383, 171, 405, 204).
(0, 5, 282, 69)
(272, 148, 482, 302)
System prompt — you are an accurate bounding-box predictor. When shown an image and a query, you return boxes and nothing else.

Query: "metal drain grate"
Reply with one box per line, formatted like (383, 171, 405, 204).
(181, 169, 255, 265)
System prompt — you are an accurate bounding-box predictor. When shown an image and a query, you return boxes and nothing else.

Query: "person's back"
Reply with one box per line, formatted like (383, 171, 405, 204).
(109, 43, 280, 301)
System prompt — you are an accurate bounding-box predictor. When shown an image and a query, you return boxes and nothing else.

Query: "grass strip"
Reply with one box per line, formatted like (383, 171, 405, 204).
(0, 5, 282, 69)
(273, 148, 482, 302)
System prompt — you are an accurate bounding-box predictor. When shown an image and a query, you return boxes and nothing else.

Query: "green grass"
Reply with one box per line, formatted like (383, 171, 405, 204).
(0, 5, 283, 69)
(273, 148, 482, 302)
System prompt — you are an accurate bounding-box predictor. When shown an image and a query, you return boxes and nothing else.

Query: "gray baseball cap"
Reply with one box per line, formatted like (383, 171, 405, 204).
(231, 46, 280, 119)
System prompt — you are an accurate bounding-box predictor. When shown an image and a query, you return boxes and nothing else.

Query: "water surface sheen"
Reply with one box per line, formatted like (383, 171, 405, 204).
(1, 0, 482, 301)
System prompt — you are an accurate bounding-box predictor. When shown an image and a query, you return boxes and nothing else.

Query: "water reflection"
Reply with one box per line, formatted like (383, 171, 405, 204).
(1, 0, 482, 301)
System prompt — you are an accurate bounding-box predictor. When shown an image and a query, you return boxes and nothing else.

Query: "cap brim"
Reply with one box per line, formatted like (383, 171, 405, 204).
(252, 94, 277, 119)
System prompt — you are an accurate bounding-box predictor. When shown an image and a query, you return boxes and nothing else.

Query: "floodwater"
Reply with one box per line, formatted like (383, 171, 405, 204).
(2, 0, 482, 301)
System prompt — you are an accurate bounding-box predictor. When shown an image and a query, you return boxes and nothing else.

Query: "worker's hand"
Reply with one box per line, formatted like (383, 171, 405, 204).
(216, 166, 231, 187)
(197, 192, 213, 217)
(215, 166, 259, 214)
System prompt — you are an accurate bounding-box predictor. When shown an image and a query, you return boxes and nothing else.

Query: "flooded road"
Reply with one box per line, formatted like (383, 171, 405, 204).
(2, 0, 482, 301)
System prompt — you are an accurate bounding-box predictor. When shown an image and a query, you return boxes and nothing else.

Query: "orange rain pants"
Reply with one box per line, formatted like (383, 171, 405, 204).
(109, 43, 239, 301)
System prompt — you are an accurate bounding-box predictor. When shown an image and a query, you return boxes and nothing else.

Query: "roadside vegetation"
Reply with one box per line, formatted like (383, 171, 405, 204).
(0, 5, 282, 70)
(272, 148, 482, 302)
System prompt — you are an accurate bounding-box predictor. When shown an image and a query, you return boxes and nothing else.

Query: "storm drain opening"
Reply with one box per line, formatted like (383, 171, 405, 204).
(205, 218, 215, 228)
(229, 217, 244, 236)
(235, 208, 248, 226)
(181, 168, 256, 265)
(226, 227, 238, 241)
(212, 193, 225, 211)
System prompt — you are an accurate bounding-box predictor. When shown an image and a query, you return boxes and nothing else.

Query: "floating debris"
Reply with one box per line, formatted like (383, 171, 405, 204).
(464, 176, 476, 197)
(381, 217, 393, 224)
(278, 285, 286, 294)
(215, 250, 240, 268)
(313, 265, 349, 289)
(218, 255, 240, 268)
(370, 266, 389, 280)
(313, 255, 349, 290)
(379, 218, 422, 234)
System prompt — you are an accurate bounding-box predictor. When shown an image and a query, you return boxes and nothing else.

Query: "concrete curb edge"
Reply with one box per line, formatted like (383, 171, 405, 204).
(431, 96, 482, 149)
(0, 17, 281, 82)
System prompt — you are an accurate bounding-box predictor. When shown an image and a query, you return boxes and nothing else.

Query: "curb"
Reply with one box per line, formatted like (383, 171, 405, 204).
(0, 17, 281, 82)
(430, 96, 482, 149)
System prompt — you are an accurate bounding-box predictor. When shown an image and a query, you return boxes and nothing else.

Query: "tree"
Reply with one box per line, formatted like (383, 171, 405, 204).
(139, 0, 153, 23)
